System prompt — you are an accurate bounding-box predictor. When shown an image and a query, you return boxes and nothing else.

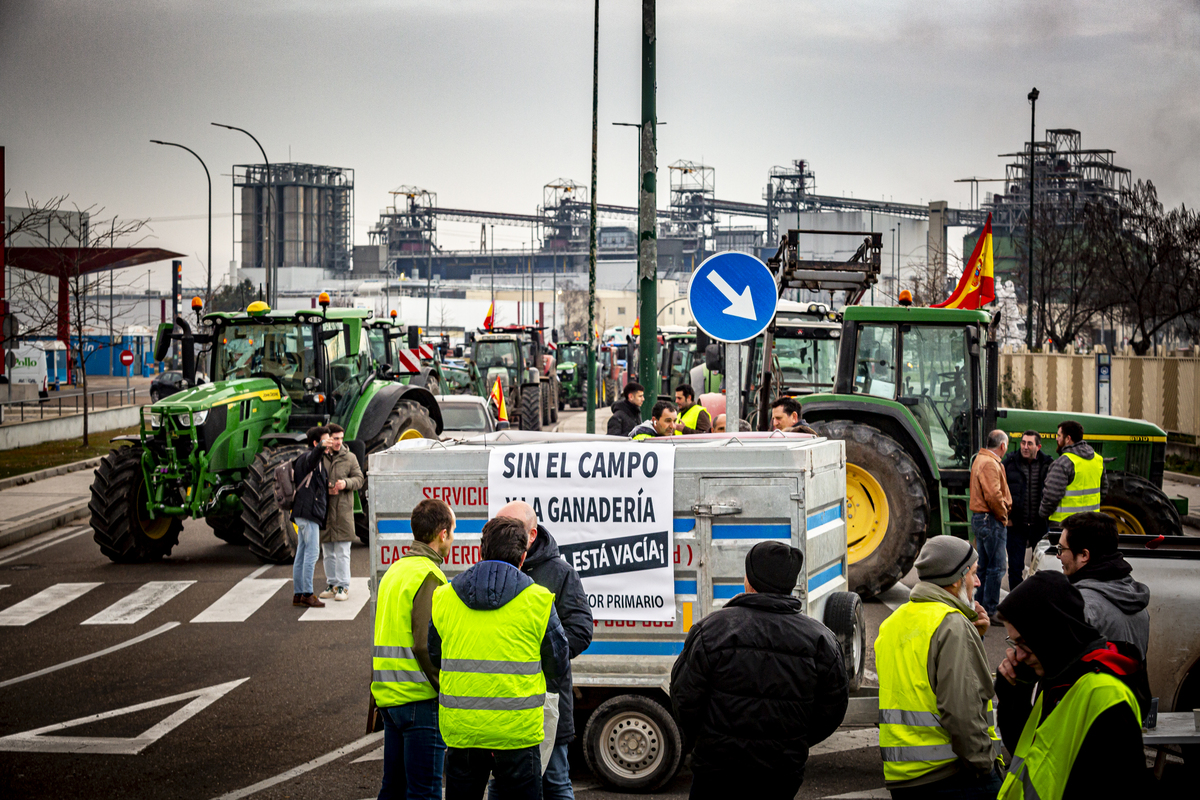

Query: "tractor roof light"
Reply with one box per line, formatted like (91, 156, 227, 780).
(191, 296, 203, 311)
(247, 301, 271, 316)
(390, 309, 398, 320)
(898, 290, 914, 307)
(318, 292, 331, 309)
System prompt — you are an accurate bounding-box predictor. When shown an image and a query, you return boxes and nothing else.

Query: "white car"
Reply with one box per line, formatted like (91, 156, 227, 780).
(434, 395, 498, 440)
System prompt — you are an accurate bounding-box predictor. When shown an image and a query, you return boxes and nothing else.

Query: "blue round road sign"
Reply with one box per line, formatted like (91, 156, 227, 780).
(687, 251, 778, 343)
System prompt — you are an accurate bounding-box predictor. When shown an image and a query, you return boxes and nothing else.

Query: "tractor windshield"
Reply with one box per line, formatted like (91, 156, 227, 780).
(755, 335, 839, 394)
(558, 344, 587, 366)
(367, 327, 389, 366)
(898, 326, 971, 469)
(474, 340, 521, 371)
(214, 322, 316, 394)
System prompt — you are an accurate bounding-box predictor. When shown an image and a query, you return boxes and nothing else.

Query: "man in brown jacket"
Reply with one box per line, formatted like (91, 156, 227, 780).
(969, 429, 1012, 618)
(319, 423, 365, 601)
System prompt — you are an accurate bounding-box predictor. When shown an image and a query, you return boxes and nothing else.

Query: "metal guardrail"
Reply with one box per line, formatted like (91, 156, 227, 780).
(0, 388, 139, 424)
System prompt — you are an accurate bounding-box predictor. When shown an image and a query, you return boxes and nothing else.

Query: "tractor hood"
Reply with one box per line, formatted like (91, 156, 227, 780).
(999, 408, 1166, 441)
(557, 361, 579, 371)
(150, 377, 283, 412)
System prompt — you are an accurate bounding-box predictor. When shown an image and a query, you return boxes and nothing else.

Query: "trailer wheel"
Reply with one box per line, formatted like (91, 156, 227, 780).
(207, 515, 248, 546)
(812, 421, 930, 599)
(90, 445, 183, 563)
(1101, 471, 1182, 537)
(823, 591, 866, 692)
(583, 695, 682, 792)
(520, 385, 541, 431)
(241, 445, 307, 563)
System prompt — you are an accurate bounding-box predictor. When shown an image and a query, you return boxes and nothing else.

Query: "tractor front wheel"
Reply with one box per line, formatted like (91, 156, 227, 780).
(207, 515, 248, 546)
(354, 399, 439, 544)
(241, 445, 308, 563)
(812, 421, 930, 598)
(90, 446, 183, 563)
(520, 385, 541, 431)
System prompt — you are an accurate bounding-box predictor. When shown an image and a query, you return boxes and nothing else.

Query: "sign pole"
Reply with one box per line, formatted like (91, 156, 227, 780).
(725, 342, 740, 433)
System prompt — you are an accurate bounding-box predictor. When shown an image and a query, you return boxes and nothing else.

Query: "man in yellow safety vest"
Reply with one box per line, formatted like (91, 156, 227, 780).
(673, 384, 711, 434)
(371, 498, 456, 800)
(994, 571, 1149, 797)
(431, 515, 569, 800)
(1039, 420, 1105, 529)
(874, 536, 1003, 798)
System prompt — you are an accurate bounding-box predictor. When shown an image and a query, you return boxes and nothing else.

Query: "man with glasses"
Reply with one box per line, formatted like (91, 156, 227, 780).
(874, 537, 1002, 798)
(994, 571, 1148, 796)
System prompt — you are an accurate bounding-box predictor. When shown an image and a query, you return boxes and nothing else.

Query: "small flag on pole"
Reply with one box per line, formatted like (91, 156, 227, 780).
(490, 377, 508, 423)
(934, 213, 995, 309)
(631, 318, 640, 336)
(483, 302, 495, 329)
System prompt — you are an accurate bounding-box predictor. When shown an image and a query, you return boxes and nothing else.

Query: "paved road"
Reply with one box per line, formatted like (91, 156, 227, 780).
(0, 412, 1192, 798)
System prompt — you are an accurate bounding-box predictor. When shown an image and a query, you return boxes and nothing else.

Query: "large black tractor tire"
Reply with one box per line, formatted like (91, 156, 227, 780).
(241, 445, 307, 564)
(550, 379, 559, 423)
(541, 382, 551, 426)
(1101, 470, 1183, 537)
(353, 399, 439, 545)
(207, 515, 248, 546)
(582, 694, 682, 792)
(90, 446, 184, 563)
(520, 385, 542, 431)
(604, 378, 618, 408)
(812, 421, 930, 599)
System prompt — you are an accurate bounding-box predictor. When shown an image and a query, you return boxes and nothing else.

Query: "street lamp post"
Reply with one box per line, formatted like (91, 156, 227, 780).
(212, 123, 273, 306)
(1026, 87, 1039, 350)
(151, 140, 212, 304)
(586, 0, 600, 433)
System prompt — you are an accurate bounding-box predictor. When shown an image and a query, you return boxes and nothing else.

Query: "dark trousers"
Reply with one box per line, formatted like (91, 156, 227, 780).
(1006, 520, 1047, 590)
(689, 770, 802, 800)
(446, 745, 542, 800)
(378, 700, 445, 800)
(889, 766, 1003, 799)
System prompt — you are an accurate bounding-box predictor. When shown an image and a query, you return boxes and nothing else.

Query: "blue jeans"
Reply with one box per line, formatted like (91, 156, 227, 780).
(889, 766, 1003, 798)
(292, 517, 320, 595)
(972, 512, 1006, 617)
(489, 742, 572, 800)
(378, 700, 446, 800)
(321, 540, 351, 590)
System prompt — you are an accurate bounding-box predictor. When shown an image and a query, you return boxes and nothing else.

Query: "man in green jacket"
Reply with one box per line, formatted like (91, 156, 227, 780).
(874, 536, 1003, 798)
(319, 423, 365, 601)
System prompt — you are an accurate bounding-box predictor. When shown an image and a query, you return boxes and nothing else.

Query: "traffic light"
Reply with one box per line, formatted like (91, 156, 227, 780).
(172, 260, 183, 322)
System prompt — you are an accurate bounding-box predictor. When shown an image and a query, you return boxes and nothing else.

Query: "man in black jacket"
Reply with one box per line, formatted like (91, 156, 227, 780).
(606, 381, 644, 437)
(994, 571, 1148, 797)
(1002, 430, 1052, 590)
(291, 426, 329, 608)
(496, 500, 593, 800)
(670, 541, 848, 799)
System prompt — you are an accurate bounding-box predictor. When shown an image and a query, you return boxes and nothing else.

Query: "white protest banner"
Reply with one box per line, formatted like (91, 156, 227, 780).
(488, 442, 675, 622)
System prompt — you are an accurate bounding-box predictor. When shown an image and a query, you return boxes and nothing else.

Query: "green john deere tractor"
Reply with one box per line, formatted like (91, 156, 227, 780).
(798, 304, 1187, 598)
(89, 301, 443, 564)
(555, 341, 589, 409)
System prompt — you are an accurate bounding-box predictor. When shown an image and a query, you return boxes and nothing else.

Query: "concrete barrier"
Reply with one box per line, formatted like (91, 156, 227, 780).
(0, 406, 141, 451)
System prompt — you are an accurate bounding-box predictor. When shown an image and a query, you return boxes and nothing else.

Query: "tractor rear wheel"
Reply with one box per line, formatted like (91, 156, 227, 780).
(541, 382, 551, 426)
(604, 378, 617, 407)
(207, 515, 248, 545)
(550, 379, 559, 423)
(1101, 470, 1182, 537)
(90, 446, 184, 563)
(812, 421, 930, 598)
(354, 399, 439, 544)
(241, 445, 307, 563)
(520, 385, 541, 431)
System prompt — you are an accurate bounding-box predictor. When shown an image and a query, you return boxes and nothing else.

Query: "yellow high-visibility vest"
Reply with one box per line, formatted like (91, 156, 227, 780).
(371, 555, 446, 707)
(432, 578, 554, 749)
(675, 403, 708, 434)
(875, 600, 1001, 782)
(998, 671, 1140, 800)
(1049, 451, 1104, 523)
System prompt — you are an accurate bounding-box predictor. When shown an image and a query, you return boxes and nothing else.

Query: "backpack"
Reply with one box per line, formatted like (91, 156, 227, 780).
(274, 454, 314, 511)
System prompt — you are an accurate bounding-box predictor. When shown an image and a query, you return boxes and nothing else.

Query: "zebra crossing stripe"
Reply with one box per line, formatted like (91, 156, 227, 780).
(191, 569, 289, 624)
(0, 583, 101, 626)
(82, 581, 196, 625)
(299, 577, 370, 621)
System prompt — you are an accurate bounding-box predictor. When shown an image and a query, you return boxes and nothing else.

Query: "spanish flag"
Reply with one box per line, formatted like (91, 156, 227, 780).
(490, 376, 508, 423)
(631, 318, 640, 336)
(934, 213, 995, 309)
(483, 302, 495, 329)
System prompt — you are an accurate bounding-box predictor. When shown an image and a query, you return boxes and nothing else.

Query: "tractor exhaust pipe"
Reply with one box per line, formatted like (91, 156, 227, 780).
(174, 316, 197, 387)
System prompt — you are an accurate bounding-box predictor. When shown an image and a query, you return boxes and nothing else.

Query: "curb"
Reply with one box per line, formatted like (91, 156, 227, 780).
(1184, 515, 1200, 530)
(0, 500, 91, 551)
(0, 457, 104, 492)
(1165, 470, 1200, 487)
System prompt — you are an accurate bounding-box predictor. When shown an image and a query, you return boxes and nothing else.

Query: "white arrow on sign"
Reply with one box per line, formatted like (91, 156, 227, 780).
(0, 677, 248, 755)
(706, 270, 757, 321)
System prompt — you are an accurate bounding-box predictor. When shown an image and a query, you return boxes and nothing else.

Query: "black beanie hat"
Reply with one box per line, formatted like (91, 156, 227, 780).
(996, 570, 1103, 679)
(745, 541, 804, 594)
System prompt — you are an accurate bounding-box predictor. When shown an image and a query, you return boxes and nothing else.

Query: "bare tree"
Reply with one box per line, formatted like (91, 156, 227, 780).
(8, 200, 150, 446)
(558, 287, 590, 340)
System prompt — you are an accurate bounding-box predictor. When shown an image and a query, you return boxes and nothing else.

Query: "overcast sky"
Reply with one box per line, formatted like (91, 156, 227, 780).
(2, 0, 1197, 291)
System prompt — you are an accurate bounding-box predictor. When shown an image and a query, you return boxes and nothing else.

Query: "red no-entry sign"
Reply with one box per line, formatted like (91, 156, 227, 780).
(120, 350, 135, 367)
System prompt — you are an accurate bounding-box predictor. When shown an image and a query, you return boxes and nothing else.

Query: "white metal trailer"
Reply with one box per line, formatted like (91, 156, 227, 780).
(368, 430, 868, 791)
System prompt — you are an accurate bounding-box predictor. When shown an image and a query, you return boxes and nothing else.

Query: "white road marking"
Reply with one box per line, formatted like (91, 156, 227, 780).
(0, 582, 101, 626)
(300, 577, 370, 621)
(0, 677, 249, 754)
(0, 621, 180, 688)
(0, 584, 8, 591)
(875, 582, 911, 612)
(0, 526, 90, 566)
(810, 727, 880, 756)
(821, 791, 890, 799)
(82, 581, 196, 625)
(212, 731, 384, 800)
(350, 744, 384, 763)
(192, 569, 288, 623)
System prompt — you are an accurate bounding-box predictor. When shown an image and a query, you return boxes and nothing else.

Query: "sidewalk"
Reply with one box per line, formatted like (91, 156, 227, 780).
(556, 407, 613, 433)
(0, 467, 95, 548)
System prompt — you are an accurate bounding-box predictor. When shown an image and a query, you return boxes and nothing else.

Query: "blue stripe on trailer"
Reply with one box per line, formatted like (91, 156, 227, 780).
(673, 518, 696, 533)
(713, 584, 742, 599)
(806, 505, 843, 530)
(674, 580, 697, 594)
(583, 640, 685, 656)
(808, 562, 843, 591)
(378, 518, 487, 534)
(711, 524, 791, 540)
